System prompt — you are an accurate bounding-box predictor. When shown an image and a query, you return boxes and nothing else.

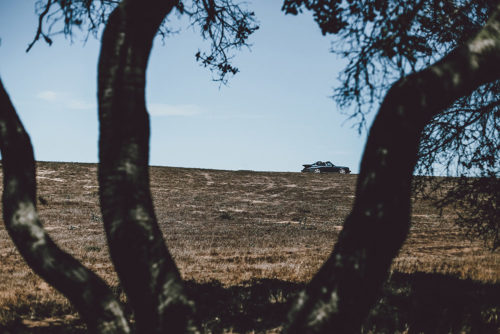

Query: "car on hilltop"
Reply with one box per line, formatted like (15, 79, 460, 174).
(301, 161, 351, 174)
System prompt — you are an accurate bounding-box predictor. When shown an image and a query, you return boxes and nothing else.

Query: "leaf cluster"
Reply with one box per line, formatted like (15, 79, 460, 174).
(284, 0, 499, 249)
(28, 0, 258, 83)
(414, 82, 499, 250)
(180, 0, 259, 83)
(28, 0, 119, 52)
(447, 176, 499, 251)
(283, 0, 496, 127)
(417, 82, 500, 179)
(418, 174, 500, 250)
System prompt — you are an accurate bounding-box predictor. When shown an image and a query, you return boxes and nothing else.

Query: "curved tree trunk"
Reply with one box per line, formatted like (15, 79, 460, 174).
(97, 0, 198, 332)
(285, 5, 500, 333)
(0, 79, 130, 334)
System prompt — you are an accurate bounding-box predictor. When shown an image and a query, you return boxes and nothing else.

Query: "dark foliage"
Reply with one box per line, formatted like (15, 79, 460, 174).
(29, 0, 258, 83)
(283, 0, 500, 249)
(283, 0, 497, 124)
(181, 0, 259, 83)
(419, 176, 500, 250)
(415, 82, 499, 249)
(27, 0, 118, 51)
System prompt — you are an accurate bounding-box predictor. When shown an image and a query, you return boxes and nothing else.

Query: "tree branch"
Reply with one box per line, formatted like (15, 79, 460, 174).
(26, 0, 54, 52)
(0, 78, 130, 333)
(97, 0, 198, 332)
(284, 3, 500, 332)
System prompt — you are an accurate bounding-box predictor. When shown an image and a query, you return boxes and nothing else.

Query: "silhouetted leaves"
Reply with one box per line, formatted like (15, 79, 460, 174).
(284, 0, 500, 249)
(282, 0, 347, 35)
(185, 0, 258, 83)
(29, 0, 258, 83)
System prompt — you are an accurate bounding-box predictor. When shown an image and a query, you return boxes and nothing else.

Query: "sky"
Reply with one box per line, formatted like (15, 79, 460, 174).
(0, 1, 372, 173)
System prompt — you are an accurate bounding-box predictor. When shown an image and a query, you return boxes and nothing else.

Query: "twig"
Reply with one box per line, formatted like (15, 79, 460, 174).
(26, 0, 54, 52)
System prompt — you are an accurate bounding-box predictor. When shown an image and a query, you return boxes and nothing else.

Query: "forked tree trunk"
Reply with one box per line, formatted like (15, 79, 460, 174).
(97, 0, 198, 332)
(285, 5, 500, 333)
(0, 79, 130, 333)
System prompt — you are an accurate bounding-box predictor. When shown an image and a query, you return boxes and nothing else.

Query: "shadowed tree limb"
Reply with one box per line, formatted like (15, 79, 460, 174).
(26, 0, 53, 52)
(284, 4, 500, 333)
(97, 0, 198, 332)
(0, 78, 130, 334)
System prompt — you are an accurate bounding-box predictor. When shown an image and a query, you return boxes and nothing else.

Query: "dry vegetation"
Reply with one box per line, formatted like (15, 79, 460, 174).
(0, 162, 498, 333)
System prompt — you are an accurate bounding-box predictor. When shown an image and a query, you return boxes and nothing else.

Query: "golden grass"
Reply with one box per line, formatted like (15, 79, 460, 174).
(0, 162, 498, 332)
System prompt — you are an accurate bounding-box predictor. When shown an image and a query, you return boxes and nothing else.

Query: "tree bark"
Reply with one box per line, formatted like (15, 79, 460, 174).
(285, 4, 500, 333)
(0, 79, 130, 333)
(97, 0, 198, 332)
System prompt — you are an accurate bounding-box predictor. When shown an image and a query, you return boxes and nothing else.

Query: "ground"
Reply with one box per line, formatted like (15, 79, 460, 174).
(0, 162, 498, 333)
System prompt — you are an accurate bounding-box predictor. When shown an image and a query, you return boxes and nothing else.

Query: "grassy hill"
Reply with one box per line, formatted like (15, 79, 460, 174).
(0, 162, 498, 332)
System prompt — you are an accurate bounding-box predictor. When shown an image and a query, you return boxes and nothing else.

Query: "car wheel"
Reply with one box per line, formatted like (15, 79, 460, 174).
(339, 169, 346, 174)
(313, 168, 321, 174)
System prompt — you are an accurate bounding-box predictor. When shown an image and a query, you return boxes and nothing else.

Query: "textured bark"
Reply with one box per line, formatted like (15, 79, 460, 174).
(285, 5, 500, 333)
(0, 79, 130, 334)
(97, 0, 198, 332)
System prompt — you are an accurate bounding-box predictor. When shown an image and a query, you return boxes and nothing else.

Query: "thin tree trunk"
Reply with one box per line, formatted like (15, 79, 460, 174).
(97, 0, 198, 332)
(0, 78, 130, 334)
(285, 4, 500, 333)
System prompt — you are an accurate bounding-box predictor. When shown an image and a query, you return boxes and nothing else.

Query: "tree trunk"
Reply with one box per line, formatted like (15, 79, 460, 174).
(97, 0, 198, 332)
(0, 79, 130, 334)
(284, 4, 500, 333)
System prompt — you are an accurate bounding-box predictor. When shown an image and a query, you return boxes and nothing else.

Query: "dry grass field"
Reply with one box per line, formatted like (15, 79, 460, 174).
(0, 161, 498, 333)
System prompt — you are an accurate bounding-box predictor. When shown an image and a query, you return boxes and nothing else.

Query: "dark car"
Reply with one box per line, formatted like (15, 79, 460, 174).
(301, 161, 351, 174)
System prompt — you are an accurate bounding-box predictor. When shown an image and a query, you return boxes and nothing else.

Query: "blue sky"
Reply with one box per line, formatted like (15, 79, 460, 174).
(0, 1, 371, 173)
